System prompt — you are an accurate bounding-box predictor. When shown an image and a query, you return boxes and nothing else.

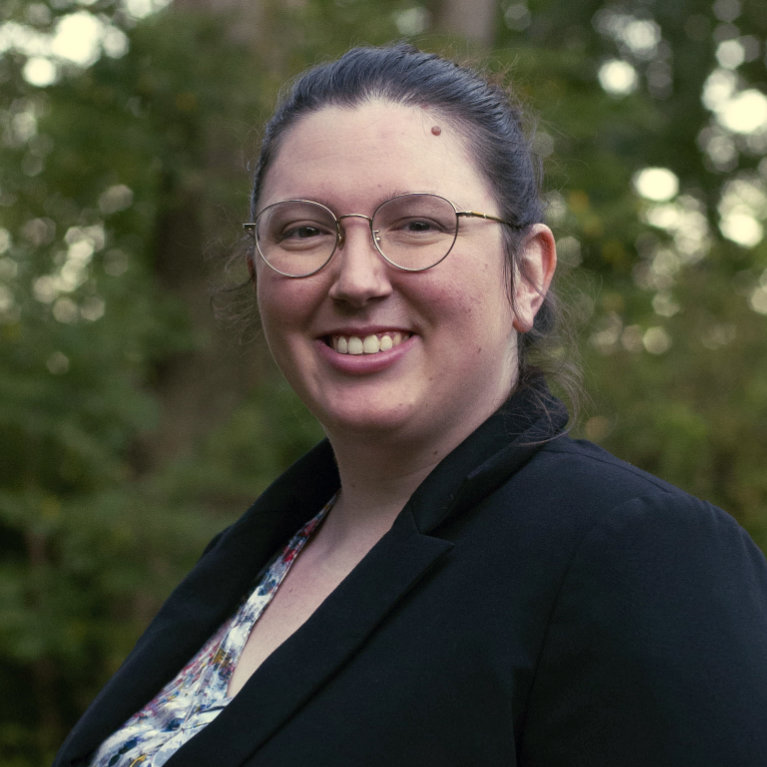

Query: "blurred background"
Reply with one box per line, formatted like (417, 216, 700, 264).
(1, 0, 765, 763)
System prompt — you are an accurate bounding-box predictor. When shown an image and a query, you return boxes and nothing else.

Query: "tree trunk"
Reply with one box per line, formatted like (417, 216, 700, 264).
(139, 0, 269, 467)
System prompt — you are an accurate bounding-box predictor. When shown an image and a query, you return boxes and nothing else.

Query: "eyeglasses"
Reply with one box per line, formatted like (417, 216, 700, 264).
(243, 193, 520, 278)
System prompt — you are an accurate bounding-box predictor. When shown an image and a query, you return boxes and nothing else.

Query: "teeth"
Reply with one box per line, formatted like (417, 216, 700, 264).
(332, 332, 405, 355)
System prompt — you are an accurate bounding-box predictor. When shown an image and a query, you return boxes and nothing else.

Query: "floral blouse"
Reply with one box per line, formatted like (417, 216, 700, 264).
(88, 497, 334, 767)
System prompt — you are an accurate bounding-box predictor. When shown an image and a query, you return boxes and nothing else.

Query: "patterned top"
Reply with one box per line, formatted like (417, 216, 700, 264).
(88, 497, 334, 767)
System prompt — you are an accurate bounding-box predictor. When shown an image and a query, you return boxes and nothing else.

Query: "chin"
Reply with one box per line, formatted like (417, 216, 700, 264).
(315, 400, 417, 441)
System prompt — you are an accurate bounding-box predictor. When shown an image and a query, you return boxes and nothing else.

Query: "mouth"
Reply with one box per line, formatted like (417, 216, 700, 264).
(328, 331, 411, 355)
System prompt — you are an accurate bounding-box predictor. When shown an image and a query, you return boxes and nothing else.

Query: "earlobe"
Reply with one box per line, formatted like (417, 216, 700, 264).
(512, 224, 557, 333)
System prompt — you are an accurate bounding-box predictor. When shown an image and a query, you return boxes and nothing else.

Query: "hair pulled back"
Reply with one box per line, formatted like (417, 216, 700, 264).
(250, 43, 577, 407)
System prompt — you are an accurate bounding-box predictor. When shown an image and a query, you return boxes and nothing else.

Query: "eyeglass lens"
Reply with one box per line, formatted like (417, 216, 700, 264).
(255, 194, 459, 277)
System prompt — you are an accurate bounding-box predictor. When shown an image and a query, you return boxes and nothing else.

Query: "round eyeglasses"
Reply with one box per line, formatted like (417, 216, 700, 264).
(243, 193, 520, 278)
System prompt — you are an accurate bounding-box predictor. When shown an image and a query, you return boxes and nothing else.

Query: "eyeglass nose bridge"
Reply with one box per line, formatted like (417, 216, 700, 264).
(335, 212, 383, 250)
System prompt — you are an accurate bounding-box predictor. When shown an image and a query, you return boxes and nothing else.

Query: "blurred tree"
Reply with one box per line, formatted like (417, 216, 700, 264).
(0, 0, 764, 764)
(487, 0, 767, 545)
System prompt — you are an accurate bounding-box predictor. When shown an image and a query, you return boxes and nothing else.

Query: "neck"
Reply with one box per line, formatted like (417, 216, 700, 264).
(307, 435, 438, 554)
(322, 412, 486, 538)
(317, 379, 517, 545)
(336, 446, 439, 515)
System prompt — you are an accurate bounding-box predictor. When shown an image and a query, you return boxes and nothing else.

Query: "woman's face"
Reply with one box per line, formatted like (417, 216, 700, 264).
(255, 100, 554, 454)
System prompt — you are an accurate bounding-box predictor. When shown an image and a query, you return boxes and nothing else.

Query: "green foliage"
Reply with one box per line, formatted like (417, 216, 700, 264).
(1, 0, 765, 764)
(485, 0, 767, 552)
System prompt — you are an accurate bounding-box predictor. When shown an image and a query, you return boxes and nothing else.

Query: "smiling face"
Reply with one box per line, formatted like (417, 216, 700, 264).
(255, 100, 551, 458)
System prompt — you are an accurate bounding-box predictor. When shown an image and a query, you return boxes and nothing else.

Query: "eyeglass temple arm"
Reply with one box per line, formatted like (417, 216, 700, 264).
(456, 210, 520, 228)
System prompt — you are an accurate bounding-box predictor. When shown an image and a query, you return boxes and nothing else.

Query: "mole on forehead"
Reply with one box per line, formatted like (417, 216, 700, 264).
(431, 125, 442, 136)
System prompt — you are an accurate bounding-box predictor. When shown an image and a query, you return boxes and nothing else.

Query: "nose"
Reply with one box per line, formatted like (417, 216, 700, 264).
(327, 215, 392, 306)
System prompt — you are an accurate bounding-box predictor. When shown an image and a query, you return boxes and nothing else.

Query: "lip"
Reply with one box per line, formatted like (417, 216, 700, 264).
(316, 327, 416, 375)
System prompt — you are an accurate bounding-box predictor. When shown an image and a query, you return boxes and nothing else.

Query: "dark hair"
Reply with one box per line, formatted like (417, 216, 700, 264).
(249, 43, 579, 412)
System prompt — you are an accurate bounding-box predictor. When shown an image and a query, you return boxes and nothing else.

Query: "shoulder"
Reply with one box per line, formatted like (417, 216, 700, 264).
(499, 434, 743, 539)
(470, 433, 767, 649)
(532, 434, 686, 501)
(513, 440, 767, 764)
(469, 434, 719, 546)
(518, 436, 767, 589)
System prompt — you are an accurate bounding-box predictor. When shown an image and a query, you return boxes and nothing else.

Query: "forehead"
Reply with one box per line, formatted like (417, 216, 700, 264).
(259, 100, 492, 208)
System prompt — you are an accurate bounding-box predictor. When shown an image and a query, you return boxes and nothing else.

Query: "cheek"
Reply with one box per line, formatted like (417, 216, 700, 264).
(429, 259, 514, 328)
(255, 283, 278, 337)
(256, 274, 311, 329)
(256, 286, 302, 359)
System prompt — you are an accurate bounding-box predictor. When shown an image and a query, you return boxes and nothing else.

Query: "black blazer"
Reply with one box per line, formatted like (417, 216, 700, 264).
(54, 386, 767, 766)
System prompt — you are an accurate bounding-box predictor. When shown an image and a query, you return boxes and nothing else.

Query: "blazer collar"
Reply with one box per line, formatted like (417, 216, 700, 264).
(57, 381, 567, 766)
(165, 510, 453, 765)
(403, 379, 568, 534)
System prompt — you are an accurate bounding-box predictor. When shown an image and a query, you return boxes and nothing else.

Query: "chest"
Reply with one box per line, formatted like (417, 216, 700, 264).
(211, 538, 550, 767)
(227, 520, 387, 696)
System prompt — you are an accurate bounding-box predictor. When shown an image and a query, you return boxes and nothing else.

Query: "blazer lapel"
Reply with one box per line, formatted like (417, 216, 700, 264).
(407, 380, 569, 534)
(166, 509, 452, 765)
(57, 441, 341, 766)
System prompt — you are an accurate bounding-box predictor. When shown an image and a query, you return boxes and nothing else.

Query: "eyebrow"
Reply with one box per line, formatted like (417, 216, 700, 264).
(316, 189, 446, 212)
(258, 190, 455, 218)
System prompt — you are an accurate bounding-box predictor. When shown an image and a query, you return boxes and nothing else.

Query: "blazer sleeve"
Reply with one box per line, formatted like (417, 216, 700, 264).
(520, 492, 767, 767)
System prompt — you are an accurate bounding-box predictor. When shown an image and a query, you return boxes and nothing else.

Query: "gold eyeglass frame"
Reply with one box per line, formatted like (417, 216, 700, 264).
(242, 193, 521, 278)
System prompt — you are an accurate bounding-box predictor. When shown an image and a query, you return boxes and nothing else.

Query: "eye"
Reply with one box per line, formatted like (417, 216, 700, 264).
(400, 217, 445, 234)
(376, 195, 457, 240)
(279, 222, 326, 240)
(272, 219, 336, 250)
(385, 216, 452, 242)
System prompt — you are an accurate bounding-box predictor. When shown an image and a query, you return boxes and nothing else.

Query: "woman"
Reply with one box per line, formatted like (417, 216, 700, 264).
(55, 44, 767, 767)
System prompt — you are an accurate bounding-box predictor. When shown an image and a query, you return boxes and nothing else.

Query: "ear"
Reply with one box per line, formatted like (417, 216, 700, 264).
(512, 223, 557, 333)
